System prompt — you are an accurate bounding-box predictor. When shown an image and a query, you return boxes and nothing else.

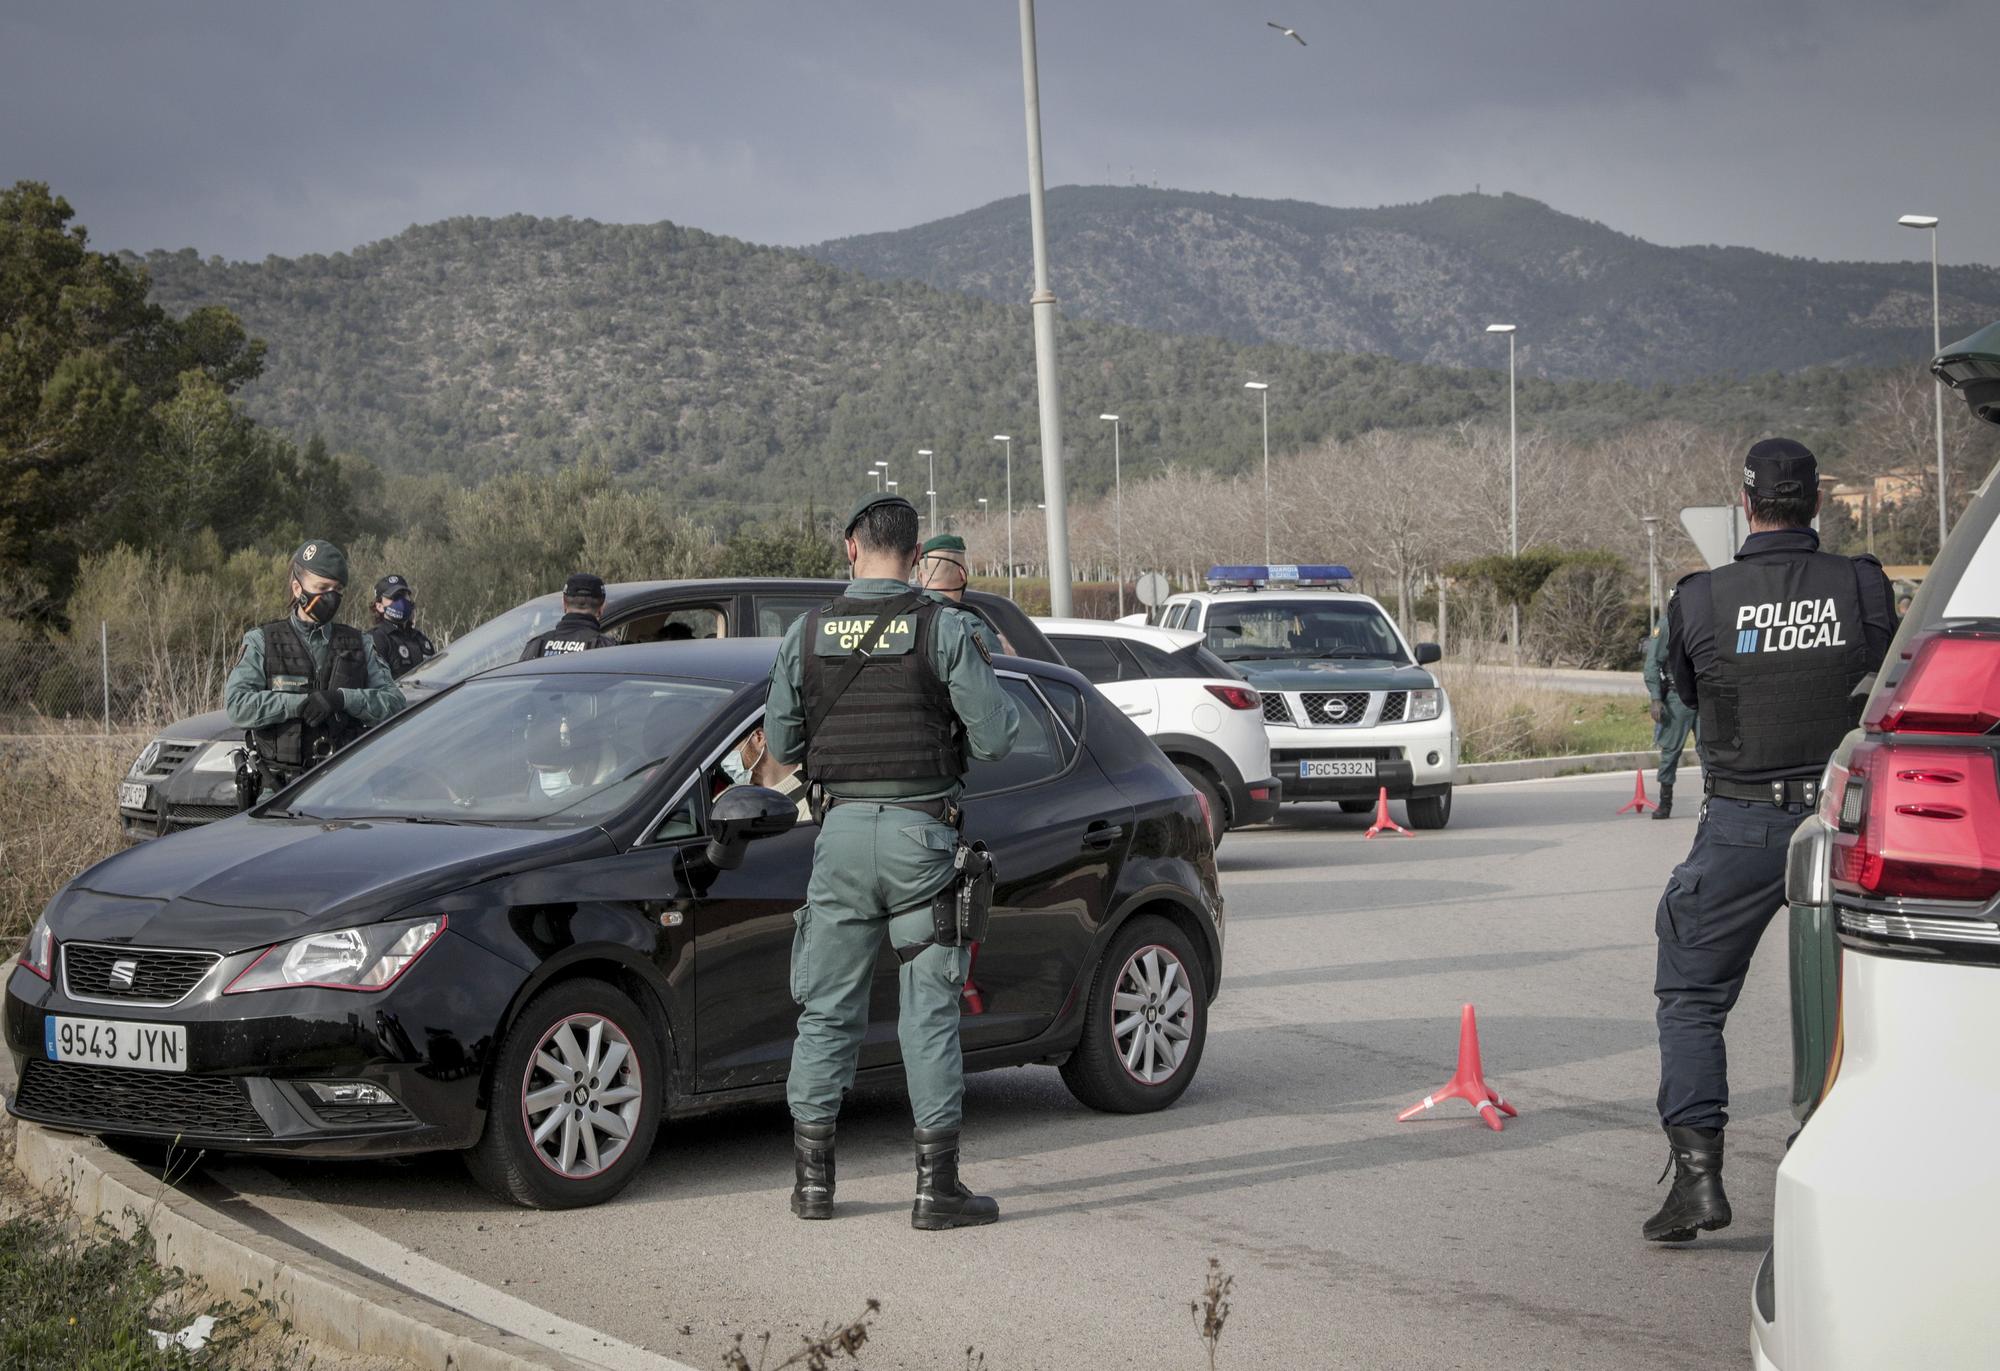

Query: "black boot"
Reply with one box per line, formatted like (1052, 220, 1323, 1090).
(911, 1128, 999, 1230)
(1643, 1125, 1730, 1242)
(1653, 780, 1674, 820)
(790, 1122, 835, 1220)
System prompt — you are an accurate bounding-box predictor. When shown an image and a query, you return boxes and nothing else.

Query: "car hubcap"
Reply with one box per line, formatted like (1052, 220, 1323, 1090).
(521, 1012, 643, 1179)
(1111, 945, 1196, 1085)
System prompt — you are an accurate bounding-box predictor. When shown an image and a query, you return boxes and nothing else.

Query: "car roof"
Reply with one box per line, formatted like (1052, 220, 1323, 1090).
(1037, 617, 1204, 652)
(1173, 588, 1378, 606)
(596, 577, 843, 607)
(475, 636, 1066, 688)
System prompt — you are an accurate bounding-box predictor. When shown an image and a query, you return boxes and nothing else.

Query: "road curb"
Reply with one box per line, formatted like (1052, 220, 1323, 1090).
(10, 1119, 579, 1371)
(1460, 750, 1701, 784)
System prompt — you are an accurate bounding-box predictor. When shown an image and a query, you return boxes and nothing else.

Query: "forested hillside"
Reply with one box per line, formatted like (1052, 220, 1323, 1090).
(137, 214, 1892, 522)
(810, 187, 2000, 383)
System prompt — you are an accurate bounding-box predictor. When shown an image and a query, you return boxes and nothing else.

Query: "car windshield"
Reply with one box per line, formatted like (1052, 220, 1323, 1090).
(400, 595, 564, 690)
(282, 672, 731, 825)
(1204, 600, 1407, 664)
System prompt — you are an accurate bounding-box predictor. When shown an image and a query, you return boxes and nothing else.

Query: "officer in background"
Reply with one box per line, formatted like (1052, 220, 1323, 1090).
(364, 574, 435, 680)
(1642, 595, 1697, 819)
(915, 533, 1004, 655)
(224, 540, 404, 800)
(1645, 439, 1895, 1244)
(518, 573, 618, 660)
(765, 491, 1019, 1230)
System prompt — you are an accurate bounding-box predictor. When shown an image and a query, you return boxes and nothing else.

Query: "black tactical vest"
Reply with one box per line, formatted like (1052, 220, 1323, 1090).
(520, 613, 618, 661)
(252, 619, 369, 772)
(366, 622, 434, 680)
(1697, 552, 1872, 781)
(800, 595, 963, 784)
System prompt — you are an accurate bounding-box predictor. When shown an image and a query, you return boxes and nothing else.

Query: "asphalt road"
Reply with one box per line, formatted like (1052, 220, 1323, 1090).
(195, 773, 1789, 1371)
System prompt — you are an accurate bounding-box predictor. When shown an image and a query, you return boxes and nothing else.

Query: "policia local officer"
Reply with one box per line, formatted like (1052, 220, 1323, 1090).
(519, 573, 619, 660)
(364, 574, 435, 680)
(1645, 439, 1896, 1243)
(765, 491, 1019, 1230)
(224, 540, 405, 802)
(915, 533, 1003, 655)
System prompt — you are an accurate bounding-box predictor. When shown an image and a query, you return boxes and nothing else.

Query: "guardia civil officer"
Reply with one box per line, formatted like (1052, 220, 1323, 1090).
(1642, 596, 1697, 819)
(1644, 439, 1896, 1243)
(765, 491, 1019, 1229)
(915, 533, 1004, 655)
(518, 573, 618, 660)
(364, 574, 435, 680)
(224, 540, 405, 801)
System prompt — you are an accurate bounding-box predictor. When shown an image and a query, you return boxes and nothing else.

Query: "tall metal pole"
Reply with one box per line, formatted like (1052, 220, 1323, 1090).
(1643, 516, 1660, 629)
(993, 436, 1015, 600)
(1261, 388, 1271, 565)
(1508, 333, 1519, 666)
(1100, 414, 1123, 616)
(1017, 0, 1074, 617)
(100, 620, 110, 729)
(920, 448, 937, 532)
(1931, 224, 1947, 547)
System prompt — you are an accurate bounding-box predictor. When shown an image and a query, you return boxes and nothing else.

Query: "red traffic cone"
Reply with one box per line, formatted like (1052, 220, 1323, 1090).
(1364, 786, 1411, 839)
(1616, 768, 1658, 815)
(1397, 1003, 1518, 1132)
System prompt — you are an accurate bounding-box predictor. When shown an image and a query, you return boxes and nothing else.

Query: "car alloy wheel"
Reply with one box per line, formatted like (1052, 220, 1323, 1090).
(1112, 944, 1196, 1086)
(521, 1011, 644, 1179)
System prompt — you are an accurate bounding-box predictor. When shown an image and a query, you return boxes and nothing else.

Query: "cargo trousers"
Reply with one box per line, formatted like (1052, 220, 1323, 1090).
(1654, 699, 1697, 790)
(1654, 795, 1811, 1131)
(787, 800, 972, 1131)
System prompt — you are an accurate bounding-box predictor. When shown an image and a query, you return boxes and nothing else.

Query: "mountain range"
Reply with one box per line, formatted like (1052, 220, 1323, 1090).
(810, 187, 2000, 383)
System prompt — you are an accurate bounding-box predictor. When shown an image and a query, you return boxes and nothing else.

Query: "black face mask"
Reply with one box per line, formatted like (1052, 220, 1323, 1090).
(295, 586, 342, 625)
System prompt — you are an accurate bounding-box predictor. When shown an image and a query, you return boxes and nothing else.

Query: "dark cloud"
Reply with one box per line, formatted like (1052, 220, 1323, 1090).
(3, 0, 1992, 267)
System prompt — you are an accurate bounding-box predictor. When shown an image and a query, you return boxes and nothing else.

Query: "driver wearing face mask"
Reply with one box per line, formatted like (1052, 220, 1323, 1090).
(225, 539, 405, 797)
(524, 706, 619, 802)
(719, 723, 811, 820)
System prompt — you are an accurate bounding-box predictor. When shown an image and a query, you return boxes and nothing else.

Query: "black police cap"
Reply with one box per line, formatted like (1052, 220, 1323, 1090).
(1744, 438, 1818, 499)
(564, 573, 607, 599)
(374, 574, 412, 599)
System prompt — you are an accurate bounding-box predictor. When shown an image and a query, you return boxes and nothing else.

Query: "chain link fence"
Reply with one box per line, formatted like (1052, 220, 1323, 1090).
(0, 625, 238, 734)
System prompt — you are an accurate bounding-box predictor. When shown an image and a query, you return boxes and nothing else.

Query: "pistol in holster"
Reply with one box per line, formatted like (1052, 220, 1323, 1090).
(929, 840, 997, 949)
(232, 740, 263, 812)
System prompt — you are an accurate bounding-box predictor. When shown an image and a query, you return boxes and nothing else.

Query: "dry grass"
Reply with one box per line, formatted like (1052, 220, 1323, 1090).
(1439, 663, 1653, 764)
(0, 723, 140, 944)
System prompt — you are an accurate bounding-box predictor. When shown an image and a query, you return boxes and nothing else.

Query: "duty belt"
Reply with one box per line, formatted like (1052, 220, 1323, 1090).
(818, 792, 960, 825)
(1705, 776, 1819, 808)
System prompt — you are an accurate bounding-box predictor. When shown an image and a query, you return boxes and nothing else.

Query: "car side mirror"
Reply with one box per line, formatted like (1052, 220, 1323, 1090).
(704, 784, 799, 870)
(1415, 642, 1443, 666)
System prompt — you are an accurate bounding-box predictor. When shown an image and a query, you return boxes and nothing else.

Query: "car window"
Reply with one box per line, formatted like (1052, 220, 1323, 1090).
(285, 673, 731, 826)
(400, 595, 562, 689)
(1161, 604, 1187, 630)
(1204, 599, 1407, 665)
(756, 595, 831, 638)
(1050, 635, 1125, 685)
(963, 678, 1076, 795)
(618, 603, 729, 644)
(1127, 640, 1225, 680)
(1038, 678, 1086, 743)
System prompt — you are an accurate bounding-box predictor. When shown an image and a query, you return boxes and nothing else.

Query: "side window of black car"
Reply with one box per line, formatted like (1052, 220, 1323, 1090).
(1038, 678, 1086, 744)
(963, 679, 1076, 796)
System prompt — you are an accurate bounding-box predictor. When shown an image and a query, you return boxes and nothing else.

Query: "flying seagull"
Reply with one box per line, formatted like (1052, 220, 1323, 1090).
(1266, 21, 1307, 45)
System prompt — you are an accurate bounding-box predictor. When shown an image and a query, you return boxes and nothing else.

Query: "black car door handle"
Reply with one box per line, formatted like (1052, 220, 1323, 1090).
(1082, 822, 1126, 850)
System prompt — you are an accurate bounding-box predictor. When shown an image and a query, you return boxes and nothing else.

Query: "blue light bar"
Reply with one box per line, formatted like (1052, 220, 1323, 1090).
(1206, 563, 1355, 589)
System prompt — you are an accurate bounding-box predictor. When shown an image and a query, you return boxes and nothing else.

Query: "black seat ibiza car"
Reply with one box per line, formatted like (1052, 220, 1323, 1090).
(10, 641, 1224, 1208)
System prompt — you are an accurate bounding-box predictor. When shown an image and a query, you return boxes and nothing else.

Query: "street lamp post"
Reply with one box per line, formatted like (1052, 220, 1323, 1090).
(1100, 414, 1123, 615)
(992, 436, 1015, 600)
(1244, 382, 1270, 564)
(919, 448, 936, 532)
(1898, 214, 1948, 547)
(1642, 515, 1661, 629)
(1485, 324, 1520, 665)
(1016, 0, 1074, 616)
(868, 469, 882, 493)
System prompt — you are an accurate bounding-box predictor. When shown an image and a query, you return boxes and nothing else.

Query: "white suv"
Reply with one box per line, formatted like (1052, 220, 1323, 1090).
(1157, 567, 1459, 827)
(1039, 618, 1280, 847)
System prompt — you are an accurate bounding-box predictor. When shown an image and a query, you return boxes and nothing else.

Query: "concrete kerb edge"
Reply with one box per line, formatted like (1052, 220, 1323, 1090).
(10, 1119, 576, 1371)
(1459, 750, 1702, 785)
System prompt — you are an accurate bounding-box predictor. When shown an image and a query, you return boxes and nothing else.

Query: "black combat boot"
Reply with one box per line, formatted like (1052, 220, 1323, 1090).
(1643, 1125, 1730, 1242)
(1653, 779, 1674, 819)
(910, 1128, 999, 1230)
(790, 1122, 836, 1220)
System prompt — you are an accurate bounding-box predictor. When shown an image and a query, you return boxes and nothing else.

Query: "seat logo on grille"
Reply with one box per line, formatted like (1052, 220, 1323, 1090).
(107, 959, 138, 990)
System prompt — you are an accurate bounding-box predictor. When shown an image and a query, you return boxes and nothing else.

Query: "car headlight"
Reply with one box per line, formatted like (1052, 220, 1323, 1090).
(190, 741, 241, 774)
(1407, 689, 1442, 722)
(17, 916, 53, 981)
(128, 740, 163, 777)
(225, 915, 447, 994)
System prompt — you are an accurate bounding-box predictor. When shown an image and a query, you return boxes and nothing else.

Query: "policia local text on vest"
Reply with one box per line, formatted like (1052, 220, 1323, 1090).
(1644, 440, 1896, 1245)
(764, 490, 1020, 1231)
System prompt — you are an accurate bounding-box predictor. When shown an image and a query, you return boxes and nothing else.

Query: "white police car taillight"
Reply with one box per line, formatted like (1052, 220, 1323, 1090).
(1204, 684, 1260, 710)
(1829, 630, 2000, 902)
(1407, 689, 1442, 721)
(17, 918, 53, 981)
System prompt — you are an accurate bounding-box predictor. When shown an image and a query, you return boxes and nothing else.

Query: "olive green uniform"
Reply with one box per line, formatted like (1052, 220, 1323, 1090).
(224, 617, 405, 731)
(1643, 610, 1696, 790)
(765, 577, 1019, 1130)
(924, 590, 1003, 657)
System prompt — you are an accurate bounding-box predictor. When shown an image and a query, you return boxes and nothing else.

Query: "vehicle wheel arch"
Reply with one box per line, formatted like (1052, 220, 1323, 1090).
(1096, 890, 1221, 1004)
(485, 945, 682, 1113)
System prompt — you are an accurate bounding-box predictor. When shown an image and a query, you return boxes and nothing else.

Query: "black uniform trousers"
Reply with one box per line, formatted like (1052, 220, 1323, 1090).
(1654, 795, 1810, 1131)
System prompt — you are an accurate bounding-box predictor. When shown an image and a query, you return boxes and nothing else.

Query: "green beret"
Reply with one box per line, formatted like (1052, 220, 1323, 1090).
(290, 539, 349, 583)
(845, 490, 918, 534)
(921, 534, 967, 555)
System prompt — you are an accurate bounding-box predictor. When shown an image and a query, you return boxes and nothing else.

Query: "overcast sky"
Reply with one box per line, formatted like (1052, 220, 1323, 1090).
(6, 0, 1993, 267)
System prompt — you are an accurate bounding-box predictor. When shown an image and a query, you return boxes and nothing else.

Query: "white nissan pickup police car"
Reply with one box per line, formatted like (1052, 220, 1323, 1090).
(1153, 565, 1459, 827)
